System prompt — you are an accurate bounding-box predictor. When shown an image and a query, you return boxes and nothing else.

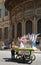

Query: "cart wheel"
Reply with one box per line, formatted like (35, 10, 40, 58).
(27, 59, 32, 64)
(18, 57, 23, 63)
(31, 55, 36, 61)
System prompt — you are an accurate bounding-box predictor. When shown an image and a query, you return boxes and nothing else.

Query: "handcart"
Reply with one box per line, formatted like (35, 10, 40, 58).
(11, 45, 37, 64)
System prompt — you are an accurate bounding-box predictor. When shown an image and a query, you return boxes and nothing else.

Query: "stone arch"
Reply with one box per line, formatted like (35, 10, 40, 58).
(17, 22, 22, 37)
(25, 20, 32, 34)
(37, 19, 41, 36)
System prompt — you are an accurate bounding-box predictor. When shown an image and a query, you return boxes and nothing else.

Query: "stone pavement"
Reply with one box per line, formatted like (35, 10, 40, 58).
(34, 50, 41, 54)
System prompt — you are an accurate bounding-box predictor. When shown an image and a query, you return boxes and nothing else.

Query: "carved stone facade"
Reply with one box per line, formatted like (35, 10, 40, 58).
(0, 0, 11, 46)
(5, 0, 41, 40)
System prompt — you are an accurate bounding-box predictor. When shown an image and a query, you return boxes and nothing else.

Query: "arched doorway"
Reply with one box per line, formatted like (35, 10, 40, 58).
(37, 19, 41, 37)
(25, 20, 32, 34)
(17, 22, 22, 37)
(4, 27, 8, 39)
(0, 28, 2, 40)
(12, 25, 14, 38)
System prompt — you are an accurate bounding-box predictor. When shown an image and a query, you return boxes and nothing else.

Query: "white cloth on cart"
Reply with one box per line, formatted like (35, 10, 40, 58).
(20, 42, 25, 48)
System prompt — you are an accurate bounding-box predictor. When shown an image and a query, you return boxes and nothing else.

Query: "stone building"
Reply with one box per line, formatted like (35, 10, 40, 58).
(0, 0, 10, 47)
(5, 0, 41, 41)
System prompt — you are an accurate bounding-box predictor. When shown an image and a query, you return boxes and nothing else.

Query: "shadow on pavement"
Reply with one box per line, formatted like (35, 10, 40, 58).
(3, 58, 13, 62)
(3, 58, 33, 64)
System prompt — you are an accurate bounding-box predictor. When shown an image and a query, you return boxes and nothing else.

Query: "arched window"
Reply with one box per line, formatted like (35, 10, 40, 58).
(5, 8, 8, 16)
(25, 20, 32, 34)
(17, 22, 22, 37)
(12, 25, 14, 38)
(37, 19, 41, 37)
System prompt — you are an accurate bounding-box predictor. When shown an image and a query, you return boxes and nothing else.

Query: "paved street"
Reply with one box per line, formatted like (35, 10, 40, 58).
(0, 50, 41, 65)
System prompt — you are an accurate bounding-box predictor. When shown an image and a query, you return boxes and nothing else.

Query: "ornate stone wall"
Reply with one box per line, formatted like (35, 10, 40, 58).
(5, 0, 41, 40)
(0, 0, 10, 46)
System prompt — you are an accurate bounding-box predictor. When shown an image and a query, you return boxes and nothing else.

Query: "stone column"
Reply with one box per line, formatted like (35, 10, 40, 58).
(8, 25, 11, 40)
(33, 16, 37, 33)
(35, 18, 37, 33)
(9, 12, 13, 40)
(22, 21, 25, 36)
(15, 22, 17, 39)
(24, 22, 25, 35)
